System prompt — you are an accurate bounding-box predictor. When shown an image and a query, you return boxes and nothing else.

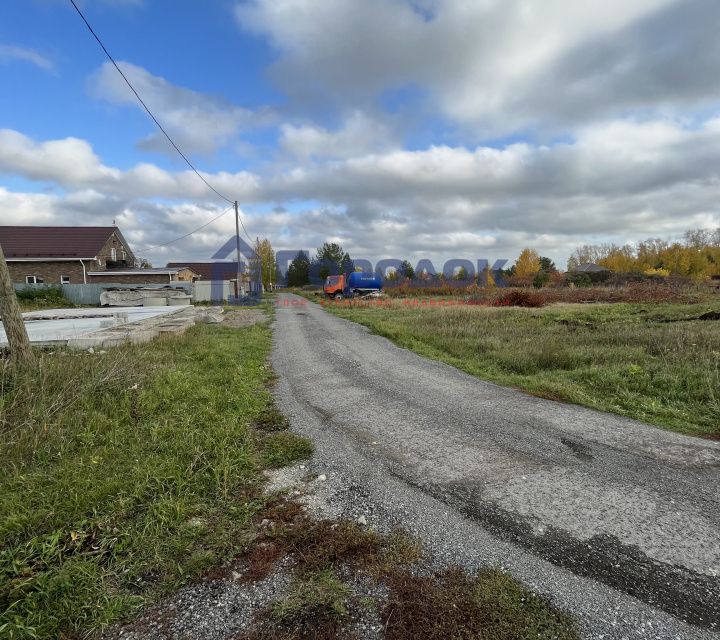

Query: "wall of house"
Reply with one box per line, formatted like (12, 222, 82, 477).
(8, 261, 87, 284)
(96, 231, 135, 269)
(87, 273, 173, 284)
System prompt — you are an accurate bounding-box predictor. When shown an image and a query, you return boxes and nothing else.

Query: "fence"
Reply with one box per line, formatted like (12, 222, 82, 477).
(15, 282, 195, 305)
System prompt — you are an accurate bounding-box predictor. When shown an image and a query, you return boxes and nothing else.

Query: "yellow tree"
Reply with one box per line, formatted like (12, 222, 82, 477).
(514, 248, 541, 277)
(254, 238, 276, 290)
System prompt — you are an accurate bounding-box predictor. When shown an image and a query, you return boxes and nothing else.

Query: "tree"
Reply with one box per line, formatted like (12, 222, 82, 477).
(287, 251, 310, 287)
(514, 248, 541, 277)
(454, 266, 468, 281)
(136, 257, 153, 268)
(0, 243, 32, 363)
(539, 256, 557, 273)
(398, 260, 415, 280)
(340, 252, 354, 275)
(256, 238, 276, 290)
(314, 242, 352, 280)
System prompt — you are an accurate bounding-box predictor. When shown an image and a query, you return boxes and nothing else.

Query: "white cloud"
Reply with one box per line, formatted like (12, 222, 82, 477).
(88, 61, 274, 154)
(0, 45, 54, 71)
(1, 117, 719, 269)
(280, 111, 398, 159)
(0, 129, 260, 201)
(235, 0, 719, 136)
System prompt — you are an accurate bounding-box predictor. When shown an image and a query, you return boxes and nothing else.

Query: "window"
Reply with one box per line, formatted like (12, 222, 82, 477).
(111, 247, 117, 261)
(121, 249, 127, 261)
(60, 275, 70, 284)
(25, 275, 37, 284)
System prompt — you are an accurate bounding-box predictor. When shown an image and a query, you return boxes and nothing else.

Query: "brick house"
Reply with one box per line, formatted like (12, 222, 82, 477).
(0, 226, 138, 284)
(0, 225, 199, 285)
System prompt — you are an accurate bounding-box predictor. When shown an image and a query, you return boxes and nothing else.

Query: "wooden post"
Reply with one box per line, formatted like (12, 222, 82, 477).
(0, 242, 33, 363)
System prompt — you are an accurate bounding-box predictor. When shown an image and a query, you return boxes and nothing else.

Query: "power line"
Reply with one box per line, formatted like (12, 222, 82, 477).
(68, 0, 234, 205)
(134, 205, 235, 253)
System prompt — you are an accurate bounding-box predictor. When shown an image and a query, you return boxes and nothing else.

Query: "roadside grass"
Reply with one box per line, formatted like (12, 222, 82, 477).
(238, 496, 579, 640)
(324, 300, 720, 437)
(383, 566, 578, 640)
(0, 321, 312, 639)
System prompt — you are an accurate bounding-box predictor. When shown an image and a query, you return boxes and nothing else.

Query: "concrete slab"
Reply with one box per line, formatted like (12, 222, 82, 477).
(0, 306, 179, 348)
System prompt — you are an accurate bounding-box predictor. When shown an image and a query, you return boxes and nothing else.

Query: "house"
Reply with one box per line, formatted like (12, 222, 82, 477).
(0, 226, 136, 284)
(165, 261, 246, 281)
(86, 266, 199, 284)
(0, 225, 200, 285)
(569, 262, 611, 274)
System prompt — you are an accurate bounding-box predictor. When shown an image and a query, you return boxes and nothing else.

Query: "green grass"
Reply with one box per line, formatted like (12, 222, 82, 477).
(271, 569, 351, 625)
(324, 300, 720, 437)
(0, 321, 312, 639)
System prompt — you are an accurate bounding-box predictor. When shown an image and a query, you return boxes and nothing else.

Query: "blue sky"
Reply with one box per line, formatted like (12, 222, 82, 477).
(1, 0, 719, 269)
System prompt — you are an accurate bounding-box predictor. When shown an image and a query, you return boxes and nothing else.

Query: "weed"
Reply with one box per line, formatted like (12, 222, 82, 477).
(254, 406, 290, 432)
(382, 566, 579, 640)
(260, 432, 314, 468)
(271, 569, 351, 625)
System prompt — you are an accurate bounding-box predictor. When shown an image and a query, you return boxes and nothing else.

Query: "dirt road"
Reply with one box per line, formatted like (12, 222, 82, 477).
(271, 293, 720, 639)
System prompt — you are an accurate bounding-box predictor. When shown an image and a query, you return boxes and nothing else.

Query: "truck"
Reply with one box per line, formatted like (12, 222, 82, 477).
(323, 272, 383, 300)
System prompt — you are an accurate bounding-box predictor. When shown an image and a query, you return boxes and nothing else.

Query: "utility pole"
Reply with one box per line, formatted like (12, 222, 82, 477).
(0, 242, 33, 363)
(234, 201, 243, 298)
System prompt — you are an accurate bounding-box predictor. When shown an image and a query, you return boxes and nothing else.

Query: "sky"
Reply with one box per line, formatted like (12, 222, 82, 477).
(1, 0, 719, 272)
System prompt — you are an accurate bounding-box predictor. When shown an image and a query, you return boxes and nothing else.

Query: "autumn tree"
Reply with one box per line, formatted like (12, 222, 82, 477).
(514, 248, 541, 277)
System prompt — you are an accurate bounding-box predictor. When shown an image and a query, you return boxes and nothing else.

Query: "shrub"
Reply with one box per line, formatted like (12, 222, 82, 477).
(14, 286, 67, 303)
(493, 290, 546, 307)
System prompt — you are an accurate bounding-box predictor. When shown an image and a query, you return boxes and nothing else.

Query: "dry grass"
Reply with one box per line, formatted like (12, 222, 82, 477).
(235, 498, 578, 640)
(383, 567, 578, 640)
(327, 300, 720, 437)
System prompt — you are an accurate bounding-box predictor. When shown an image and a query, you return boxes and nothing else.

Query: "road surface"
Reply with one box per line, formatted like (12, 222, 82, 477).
(271, 293, 720, 638)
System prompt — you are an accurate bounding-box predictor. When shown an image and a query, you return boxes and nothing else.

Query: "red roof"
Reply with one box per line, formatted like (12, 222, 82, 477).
(0, 226, 122, 259)
(166, 262, 244, 280)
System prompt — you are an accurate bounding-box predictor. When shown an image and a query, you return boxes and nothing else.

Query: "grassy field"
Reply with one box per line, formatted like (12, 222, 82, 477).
(0, 319, 312, 639)
(322, 299, 720, 438)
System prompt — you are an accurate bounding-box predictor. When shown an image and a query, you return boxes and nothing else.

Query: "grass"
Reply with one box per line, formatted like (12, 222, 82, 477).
(238, 497, 579, 640)
(383, 566, 578, 640)
(0, 320, 312, 639)
(322, 299, 720, 437)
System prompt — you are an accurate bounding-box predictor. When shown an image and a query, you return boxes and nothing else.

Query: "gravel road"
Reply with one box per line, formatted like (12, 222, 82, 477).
(271, 293, 720, 639)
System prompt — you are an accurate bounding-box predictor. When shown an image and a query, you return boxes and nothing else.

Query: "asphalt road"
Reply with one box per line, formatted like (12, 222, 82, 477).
(271, 293, 720, 639)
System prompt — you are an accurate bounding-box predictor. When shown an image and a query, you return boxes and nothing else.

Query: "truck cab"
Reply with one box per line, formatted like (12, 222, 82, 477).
(323, 275, 346, 299)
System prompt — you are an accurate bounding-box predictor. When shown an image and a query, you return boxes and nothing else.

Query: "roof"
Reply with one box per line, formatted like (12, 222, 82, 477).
(166, 262, 244, 280)
(0, 226, 129, 259)
(87, 268, 196, 276)
(572, 262, 611, 273)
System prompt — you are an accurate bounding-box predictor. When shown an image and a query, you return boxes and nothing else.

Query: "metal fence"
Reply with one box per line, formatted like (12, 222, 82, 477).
(14, 282, 194, 305)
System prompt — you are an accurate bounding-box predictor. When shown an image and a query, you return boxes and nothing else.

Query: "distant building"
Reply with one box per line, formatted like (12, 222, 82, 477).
(570, 262, 611, 273)
(86, 267, 199, 284)
(165, 261, 246, 281)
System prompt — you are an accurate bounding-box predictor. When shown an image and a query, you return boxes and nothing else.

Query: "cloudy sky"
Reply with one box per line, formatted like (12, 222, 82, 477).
(1, 0, 719, 272)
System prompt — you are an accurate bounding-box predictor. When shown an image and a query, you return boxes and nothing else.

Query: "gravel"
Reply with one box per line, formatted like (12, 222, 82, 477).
(269, 292, 720, 640)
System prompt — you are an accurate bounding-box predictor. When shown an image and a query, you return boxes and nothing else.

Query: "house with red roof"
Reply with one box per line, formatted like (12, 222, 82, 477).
(0, 226, 196, 284)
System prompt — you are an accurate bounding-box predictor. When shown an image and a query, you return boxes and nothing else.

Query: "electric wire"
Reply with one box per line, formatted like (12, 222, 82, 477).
(68, 0, 234, 205)
(134, 205, 234, 253)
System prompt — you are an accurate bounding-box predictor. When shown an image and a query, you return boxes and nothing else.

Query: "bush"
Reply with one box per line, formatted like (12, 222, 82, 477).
(493, 290, 546, 307)
(14, 286, 67, 303)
